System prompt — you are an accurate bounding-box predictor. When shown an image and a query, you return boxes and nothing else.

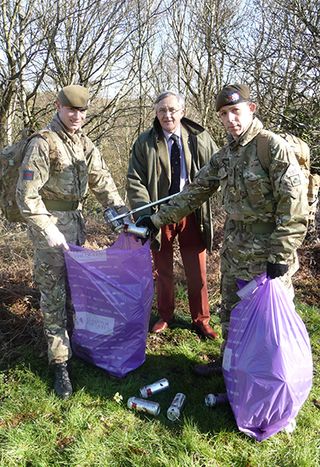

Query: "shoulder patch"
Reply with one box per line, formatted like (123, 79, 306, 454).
(289, 174, 301, 187)
(285, 163, 302, 186)
(22, 169, 34, 180)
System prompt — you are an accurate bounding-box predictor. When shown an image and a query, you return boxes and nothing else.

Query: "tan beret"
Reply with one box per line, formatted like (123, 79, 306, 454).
(57, 85, 90, 109)
(216, 84, 250, 112)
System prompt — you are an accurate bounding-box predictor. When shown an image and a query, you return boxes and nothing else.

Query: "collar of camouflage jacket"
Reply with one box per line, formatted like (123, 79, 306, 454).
(228, 117, 264, 148)
(48, 114, 85, 144)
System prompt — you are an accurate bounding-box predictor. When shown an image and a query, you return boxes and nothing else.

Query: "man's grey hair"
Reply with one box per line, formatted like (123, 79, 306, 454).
(154, 91, 185, 110)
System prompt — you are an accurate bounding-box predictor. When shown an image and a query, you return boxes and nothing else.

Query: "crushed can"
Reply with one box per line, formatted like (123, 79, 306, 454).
(139, 378, 169, 398)
(204, 392, 229, 407)
(127, 397, 160, 416)
(167, 393, 186, 421)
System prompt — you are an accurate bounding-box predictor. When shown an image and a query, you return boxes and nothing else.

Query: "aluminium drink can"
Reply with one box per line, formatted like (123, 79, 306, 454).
(139, 378, 169, 398)
(127, 397, 160, 416)
(167, 393, 186, 421)
(123, 223, 150, 238)
(204, 392, 229, 407)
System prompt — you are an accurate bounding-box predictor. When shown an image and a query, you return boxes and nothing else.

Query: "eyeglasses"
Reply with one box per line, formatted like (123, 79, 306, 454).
(157, 107, 182, 116)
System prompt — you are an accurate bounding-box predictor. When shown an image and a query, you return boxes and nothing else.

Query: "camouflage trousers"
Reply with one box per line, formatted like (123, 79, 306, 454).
(219, 219, 299, 340)
(31, 210, 86, 364)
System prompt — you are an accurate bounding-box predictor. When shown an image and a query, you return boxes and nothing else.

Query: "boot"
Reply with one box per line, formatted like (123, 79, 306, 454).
(54, 362, 73, 399)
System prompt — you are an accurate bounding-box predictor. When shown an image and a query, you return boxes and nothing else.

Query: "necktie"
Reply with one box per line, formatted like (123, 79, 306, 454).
(169, 134, 180, 195)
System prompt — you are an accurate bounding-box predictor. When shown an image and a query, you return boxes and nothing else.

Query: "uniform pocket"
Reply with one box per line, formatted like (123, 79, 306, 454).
(243, 170, 271, 208)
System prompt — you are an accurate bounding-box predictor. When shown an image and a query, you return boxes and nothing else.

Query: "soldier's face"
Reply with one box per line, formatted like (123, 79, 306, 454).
(218, 102, 256, 139)
(56, 102, 87, 133)
(156, 95, 185, 133)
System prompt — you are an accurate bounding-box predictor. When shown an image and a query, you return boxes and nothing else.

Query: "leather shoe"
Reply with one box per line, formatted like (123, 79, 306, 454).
(151, 319, 169, 333)
(192, 322, 218, 340)
(193, 358, 223, 377)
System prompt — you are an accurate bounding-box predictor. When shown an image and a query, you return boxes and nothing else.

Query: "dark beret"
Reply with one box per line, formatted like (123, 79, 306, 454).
(57, 85, 90, 110)
(215, 84, 250, 112)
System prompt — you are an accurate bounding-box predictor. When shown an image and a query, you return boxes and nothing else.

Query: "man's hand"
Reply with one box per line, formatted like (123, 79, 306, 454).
(136, 215, 158, 235)
(44, 224, 69, 250)
(266, 262, 288, 279)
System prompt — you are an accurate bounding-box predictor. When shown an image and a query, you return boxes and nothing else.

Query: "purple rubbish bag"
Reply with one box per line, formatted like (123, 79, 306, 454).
(223, 274, 313, 441)
(64, 233, 154, 378)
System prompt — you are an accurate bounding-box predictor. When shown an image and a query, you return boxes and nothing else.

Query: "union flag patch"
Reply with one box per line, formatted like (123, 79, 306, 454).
(23, 169, 34, 180)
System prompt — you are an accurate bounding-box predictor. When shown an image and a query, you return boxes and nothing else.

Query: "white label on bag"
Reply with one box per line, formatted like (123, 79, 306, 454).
(68, 251, 108, 262)
(75, 311, 115, 335)
(222, 347, 232, 372)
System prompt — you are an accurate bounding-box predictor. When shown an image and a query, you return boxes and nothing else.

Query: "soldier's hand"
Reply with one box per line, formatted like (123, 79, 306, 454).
(136, 215, 158, 235)
(266, 262, 288, 279)
(44, 224, 69, 250)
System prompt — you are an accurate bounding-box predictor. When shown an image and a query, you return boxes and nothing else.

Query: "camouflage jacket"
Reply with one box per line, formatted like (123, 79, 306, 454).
(152, 118, 309, 263)
(127, 116, 218, 252)
(16, 114, 124, 232)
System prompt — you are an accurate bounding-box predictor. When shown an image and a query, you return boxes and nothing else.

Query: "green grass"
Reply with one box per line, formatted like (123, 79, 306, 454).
(0, 304, 319, 467)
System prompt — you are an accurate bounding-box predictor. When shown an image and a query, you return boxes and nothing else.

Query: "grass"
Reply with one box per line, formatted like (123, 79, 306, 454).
(0, 219, 319, 466)
(0, 302, 319, 467)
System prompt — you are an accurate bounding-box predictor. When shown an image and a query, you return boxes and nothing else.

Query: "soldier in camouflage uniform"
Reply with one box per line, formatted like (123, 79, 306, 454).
(16, 85, 127, 398)
(136, 84, 309, 376)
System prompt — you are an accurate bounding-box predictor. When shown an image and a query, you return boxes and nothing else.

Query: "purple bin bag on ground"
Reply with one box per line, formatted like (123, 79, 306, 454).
(223, 273, 313, 441)
(64, 233, 154, 378)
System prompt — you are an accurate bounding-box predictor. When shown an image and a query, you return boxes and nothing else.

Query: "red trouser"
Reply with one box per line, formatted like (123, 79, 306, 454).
(152, 214, 210, 325)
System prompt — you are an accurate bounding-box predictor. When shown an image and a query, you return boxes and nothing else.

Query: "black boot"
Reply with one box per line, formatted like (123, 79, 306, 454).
(54, 362, 73, 399)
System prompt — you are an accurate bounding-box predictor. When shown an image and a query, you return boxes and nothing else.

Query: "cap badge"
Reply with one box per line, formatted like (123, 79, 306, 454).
(227, 92, 240, 103)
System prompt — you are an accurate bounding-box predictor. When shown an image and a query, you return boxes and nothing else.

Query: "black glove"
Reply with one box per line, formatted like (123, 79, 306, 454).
(266, 262, 289, 279)
(136, 215, 158, 235)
